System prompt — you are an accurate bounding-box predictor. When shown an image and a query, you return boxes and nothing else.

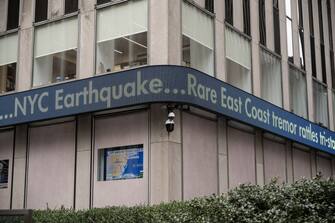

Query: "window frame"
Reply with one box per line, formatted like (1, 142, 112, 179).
(313, 77, 329, 127)
(94, 0, 149, 75)
(0, 31, 19, 95)
(31, 14, 80, 88)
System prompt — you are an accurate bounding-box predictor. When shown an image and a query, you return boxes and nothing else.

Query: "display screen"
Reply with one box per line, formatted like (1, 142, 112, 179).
(104, 145, 143, 180)
(0, 160, 9, 189)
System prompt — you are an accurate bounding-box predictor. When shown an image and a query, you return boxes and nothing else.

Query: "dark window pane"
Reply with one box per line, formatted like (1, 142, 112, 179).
(321, 44, 327, 84)
(243, 0, 250, 35)
(330, 51, 335, 88)
(273, 0, 281, 54)
(327, 0, 333, 50)
(299, 29, 305, 69)
(310, 36, 316, 77)
(97, 0, 110, 5)
(225, 0, 233, 25)
(0, 63, 16, 93)
(35, 0, 48, 22)
(65, 0, 78, 14)
(205, 0, 214, 13)
(318, 0, 324, 43)
(297, 0, 303, 28)
(308, 0, 314, 35)
(7, 0, 20, 30)
(259, 0, 266, 45)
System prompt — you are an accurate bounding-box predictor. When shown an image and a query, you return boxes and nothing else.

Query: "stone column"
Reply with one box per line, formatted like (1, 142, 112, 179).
(11, 125, 28, 209)
(75, 114, 92, 210)
(78, 0, 95, 79)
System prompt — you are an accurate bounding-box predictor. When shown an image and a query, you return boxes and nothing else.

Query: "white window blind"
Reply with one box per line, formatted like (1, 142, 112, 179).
(0, 34, 18, 66)
(97, 0, 147, 43)
(289, 68, 307, 118)
(34, 17, 78, 58)
(313, 81, 329, 127)
(261, 49, 282, 107)
(182, 1, 214, 50)
(225, 26, 251, 69)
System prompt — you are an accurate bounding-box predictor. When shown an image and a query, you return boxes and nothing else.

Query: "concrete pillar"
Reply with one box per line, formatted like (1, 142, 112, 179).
(78, 0, 95, 79)
(255, 130, 264, 185)
(265, 0, 274, 51)
(291, 0, 300, 67)
(233, 0, 243, 32)
(149, 0, 181, 66)
(48, 0, 65, 19)
(285, 141, 294, 183)
(17, 0, 33, 91)
(11, 125, 27, 209)
(149, 104, 182, 204)
(0, 0, 8, 32)
(214, 0, 225, 81)
(280, 0, 290, 111)
(168, 0, 181, 65)
(218, 118, 228, 193)
(250, 0, 261, 97)
(302, 0, 314, 122)
(75, 114, 92, 210)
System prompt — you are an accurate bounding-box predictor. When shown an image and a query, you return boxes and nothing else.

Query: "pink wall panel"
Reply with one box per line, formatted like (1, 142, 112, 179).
(228, 127, 255, 188)
(263, 139, 286, 183)
(182, 113, 218, 200)
(316, 155, 332, 179)
(293, 148, 311, 181)
(27, 122, 75, 209)
(94, 111, 148, 207)
(0, 130, 14, 209)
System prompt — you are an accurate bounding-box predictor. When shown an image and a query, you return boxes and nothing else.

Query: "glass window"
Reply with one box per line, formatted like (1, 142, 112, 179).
(65, 0, 78, 14)
(243, 0, 250, 36)
(6, 0, 20, 30)
(97, 0, 110, 5)
(225, 0, 233, 25)
(286, 0, 293, 63)
(327, 0, 333, 50)
(0, 160, 9, 189)
(313, 80, 329, 127)
(310, 36, 317, 77)
(318, 0, 324, 43)
(205, 0, 214, 13)
(182, 1, 214, 75)
(225, 26, 251, 92)
(0, 34, 18, 93)
(259, 0, 266, 45)
(273, 0, 281, 54)
(321, 44, 327, 84)
(33, 18, 78, 86)
(96, 0, 148, 74)
(297, 0, 305, 70)
(35, 0, 48, 22)
(98, 145, 144, 181)
(261, 49, 282, 107)
(289, 67, 307, 118)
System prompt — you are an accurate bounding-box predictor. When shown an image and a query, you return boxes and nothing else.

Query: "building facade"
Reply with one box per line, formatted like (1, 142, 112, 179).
(0, 0, 335, 210)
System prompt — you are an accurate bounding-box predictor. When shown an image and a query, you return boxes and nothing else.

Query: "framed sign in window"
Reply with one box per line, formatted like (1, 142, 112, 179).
(0, 160, 9, 189)
(101, 144, 143, 181)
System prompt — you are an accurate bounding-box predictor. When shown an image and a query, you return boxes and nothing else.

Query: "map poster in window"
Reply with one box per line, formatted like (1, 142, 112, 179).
(105, 145, 143, 180)
(0, 160, 9, 189)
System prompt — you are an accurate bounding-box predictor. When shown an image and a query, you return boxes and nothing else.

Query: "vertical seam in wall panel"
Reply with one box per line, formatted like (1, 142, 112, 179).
(73, 117, 78, 209)
(93, 5, 97, 75)
(148, 109, 151, 204)
(10, 128, 16, 210)
(226, 120, 230, 190)
(291, 143, 295, 182)
(147, 0, 151, 65)
(180, 110, 184, 201)
(285, 140, 288, 183)
(216, 117, 219, 195)
(261, 131, 265, 183)
(24, 126, 30, 209)
(89, 114, 95, 209)
(254, 131, 257, 184)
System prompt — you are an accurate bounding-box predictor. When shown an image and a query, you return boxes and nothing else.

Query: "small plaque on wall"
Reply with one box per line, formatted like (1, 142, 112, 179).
(0, 160, 9, 189)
